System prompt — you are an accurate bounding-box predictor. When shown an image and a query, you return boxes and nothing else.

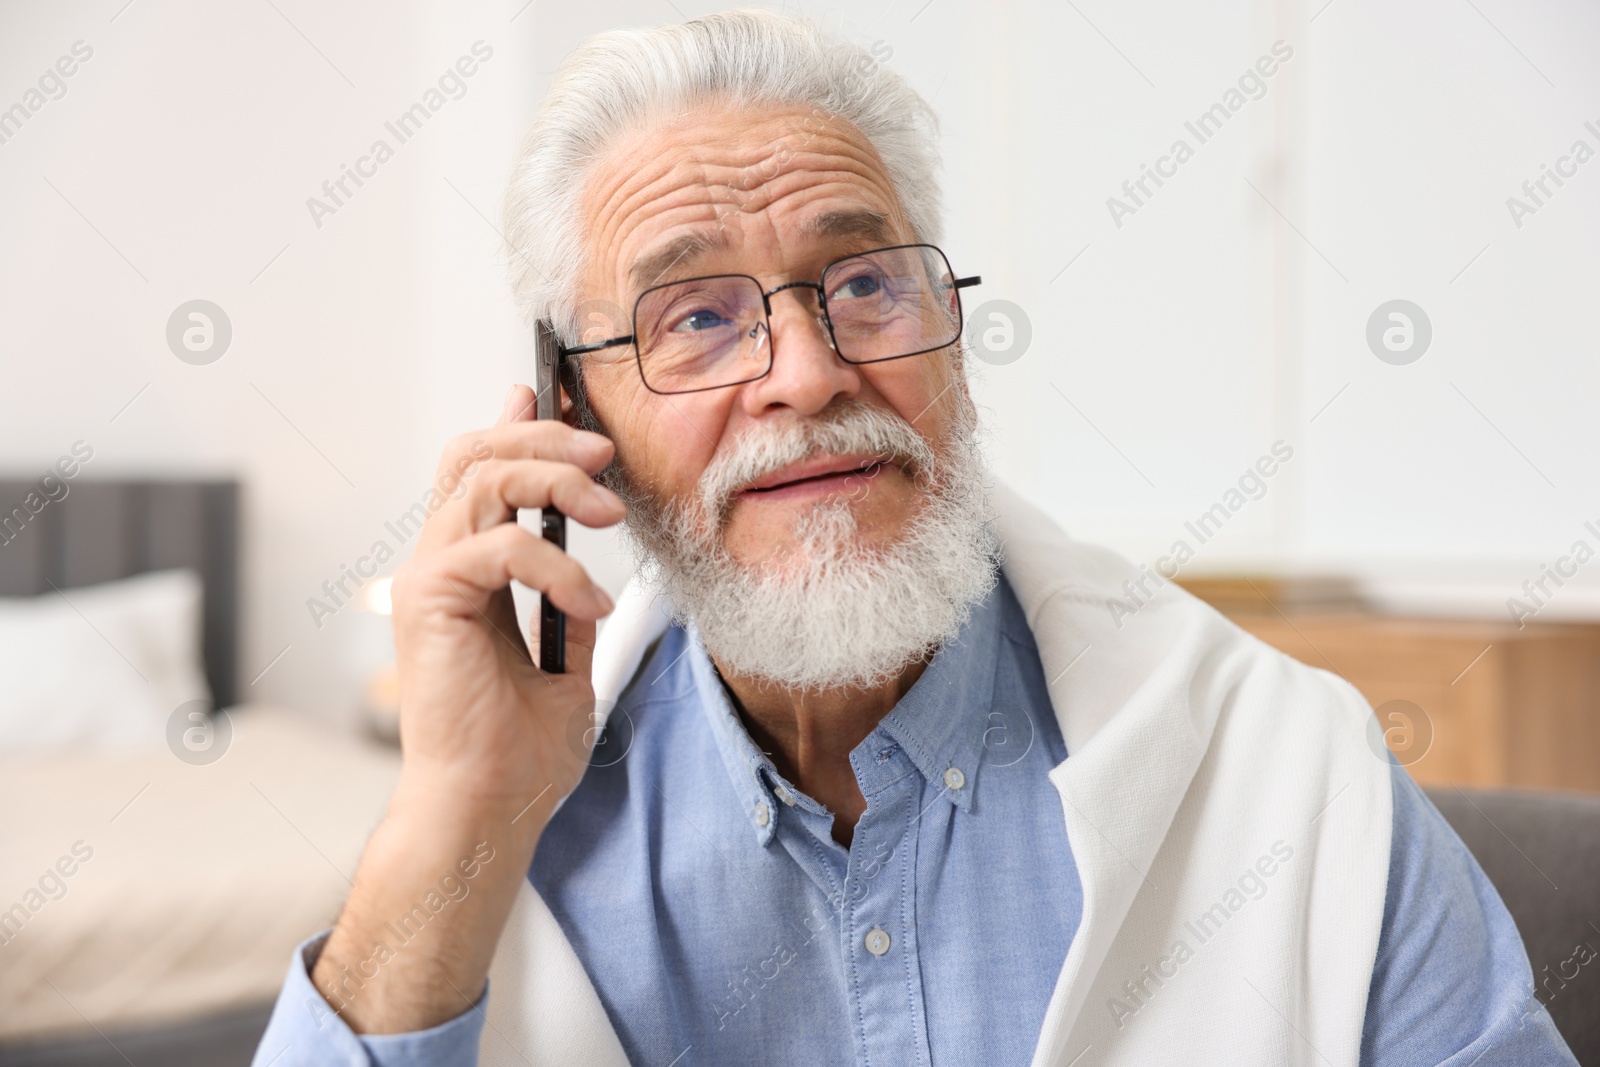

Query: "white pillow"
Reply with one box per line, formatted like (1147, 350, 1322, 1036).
(0, 569, 212, 759)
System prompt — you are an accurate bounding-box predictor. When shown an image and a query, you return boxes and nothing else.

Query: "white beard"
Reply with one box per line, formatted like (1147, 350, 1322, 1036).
(610, 394, 998, 692)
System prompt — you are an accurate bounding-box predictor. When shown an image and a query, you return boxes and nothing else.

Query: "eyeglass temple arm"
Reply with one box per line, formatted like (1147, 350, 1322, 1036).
(559, 334, 635, 357)
(952, 275, 981, 289)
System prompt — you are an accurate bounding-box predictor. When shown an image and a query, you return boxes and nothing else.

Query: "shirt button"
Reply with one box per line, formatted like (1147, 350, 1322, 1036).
(774, 785, 796, 806)
(864, 927, 891, 956)
(943, 767, 966, 791)
(754, 801, 770, 827)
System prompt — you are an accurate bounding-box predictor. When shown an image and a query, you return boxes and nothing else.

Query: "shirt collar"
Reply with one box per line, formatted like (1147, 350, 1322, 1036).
(683, 624, 787, 846)
(853, 576, 1004, 815)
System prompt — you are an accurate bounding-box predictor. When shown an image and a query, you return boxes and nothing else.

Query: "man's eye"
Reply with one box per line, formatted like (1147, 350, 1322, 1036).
(830, 272, 882, 300)
(671, 308, 733, 332)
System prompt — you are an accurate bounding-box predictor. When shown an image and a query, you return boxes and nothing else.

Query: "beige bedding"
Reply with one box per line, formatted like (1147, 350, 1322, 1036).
(0, 706, 400, 1042)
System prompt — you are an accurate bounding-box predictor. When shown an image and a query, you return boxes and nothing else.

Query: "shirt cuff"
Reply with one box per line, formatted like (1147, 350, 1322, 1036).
(251, 932, 487, 1067)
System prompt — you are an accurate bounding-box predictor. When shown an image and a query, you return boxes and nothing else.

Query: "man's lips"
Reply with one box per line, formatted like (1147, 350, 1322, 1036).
(741, 454, 892, 496)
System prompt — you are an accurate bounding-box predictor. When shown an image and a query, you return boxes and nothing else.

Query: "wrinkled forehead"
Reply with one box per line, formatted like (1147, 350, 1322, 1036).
(577, 102, 915, 304)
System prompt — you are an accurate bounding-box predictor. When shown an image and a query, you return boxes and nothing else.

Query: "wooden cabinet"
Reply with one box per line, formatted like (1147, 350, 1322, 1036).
(1179, 581, 1600, 792)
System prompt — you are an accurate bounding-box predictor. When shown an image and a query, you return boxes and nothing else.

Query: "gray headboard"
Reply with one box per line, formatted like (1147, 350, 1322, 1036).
(0, 479, 240, 708)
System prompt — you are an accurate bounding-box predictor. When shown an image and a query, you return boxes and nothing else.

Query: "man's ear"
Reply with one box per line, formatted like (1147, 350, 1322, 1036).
(557, 355, 582, 427)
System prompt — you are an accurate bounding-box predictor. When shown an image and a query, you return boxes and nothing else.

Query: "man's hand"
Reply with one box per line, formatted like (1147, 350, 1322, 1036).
(311, 384, 625, 1033)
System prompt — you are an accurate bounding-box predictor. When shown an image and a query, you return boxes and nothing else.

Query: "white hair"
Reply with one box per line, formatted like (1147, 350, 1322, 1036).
(500, 8, 945, 346)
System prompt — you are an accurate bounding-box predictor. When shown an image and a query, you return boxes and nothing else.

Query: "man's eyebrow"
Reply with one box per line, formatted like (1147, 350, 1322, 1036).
(625, 210, 895, 294)
(628, 231, 727, 293)
(804, 209, 895, 244)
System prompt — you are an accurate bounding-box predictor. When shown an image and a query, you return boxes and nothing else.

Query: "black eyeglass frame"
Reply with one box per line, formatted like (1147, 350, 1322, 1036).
(557, 242, 982, 396)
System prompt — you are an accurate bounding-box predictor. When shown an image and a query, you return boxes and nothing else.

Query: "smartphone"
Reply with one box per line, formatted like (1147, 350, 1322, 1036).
(534, 318, 566, 673)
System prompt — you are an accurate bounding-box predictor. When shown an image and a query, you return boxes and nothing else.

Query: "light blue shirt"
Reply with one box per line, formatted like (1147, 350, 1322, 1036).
(253, 573, 1576, 1065)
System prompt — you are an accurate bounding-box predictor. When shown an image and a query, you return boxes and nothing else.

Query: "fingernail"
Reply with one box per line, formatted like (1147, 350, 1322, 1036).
(590, 482, 622, 509)
(592, 585, 615, 613)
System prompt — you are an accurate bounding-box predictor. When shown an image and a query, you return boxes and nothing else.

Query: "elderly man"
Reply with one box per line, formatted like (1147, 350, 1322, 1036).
(255, 10, 1575, 1067)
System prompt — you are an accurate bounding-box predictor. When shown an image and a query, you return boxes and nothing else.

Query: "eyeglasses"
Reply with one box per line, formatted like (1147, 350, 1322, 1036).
(560, 243, 981, 395)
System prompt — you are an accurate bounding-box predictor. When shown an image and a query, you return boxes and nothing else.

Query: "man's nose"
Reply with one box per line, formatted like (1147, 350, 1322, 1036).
(740, 289, 860, 418)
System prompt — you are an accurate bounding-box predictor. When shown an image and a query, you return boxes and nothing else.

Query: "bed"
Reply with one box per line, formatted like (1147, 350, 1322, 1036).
(0, 479, 401, 1065)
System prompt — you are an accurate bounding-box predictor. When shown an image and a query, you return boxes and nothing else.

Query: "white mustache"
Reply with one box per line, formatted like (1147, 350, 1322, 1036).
(696, 401, 937, 523)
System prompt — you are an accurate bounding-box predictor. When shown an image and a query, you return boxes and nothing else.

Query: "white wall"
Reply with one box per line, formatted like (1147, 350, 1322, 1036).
(3, 0, 1597, 728)
(1299, 0, 1600, 589)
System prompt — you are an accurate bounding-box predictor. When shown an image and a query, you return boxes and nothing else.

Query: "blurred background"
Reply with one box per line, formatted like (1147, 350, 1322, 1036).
(2, 0, 1597, 1062)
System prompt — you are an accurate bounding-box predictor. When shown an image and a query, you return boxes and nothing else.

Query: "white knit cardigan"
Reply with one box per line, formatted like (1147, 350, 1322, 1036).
(483, 483, 1391, 1066)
